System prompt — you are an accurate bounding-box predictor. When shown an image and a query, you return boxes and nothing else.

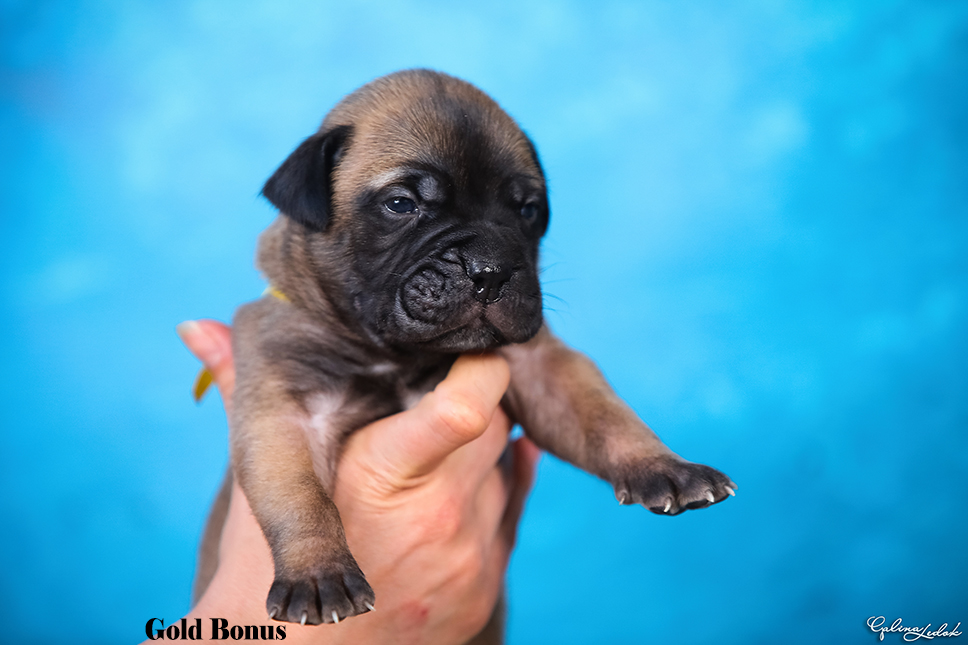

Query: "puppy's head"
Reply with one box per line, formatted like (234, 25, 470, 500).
(262, 69, 548, 352)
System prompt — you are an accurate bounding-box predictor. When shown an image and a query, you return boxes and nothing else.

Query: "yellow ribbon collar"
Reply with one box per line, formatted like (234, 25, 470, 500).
(191, 285, 291, 402)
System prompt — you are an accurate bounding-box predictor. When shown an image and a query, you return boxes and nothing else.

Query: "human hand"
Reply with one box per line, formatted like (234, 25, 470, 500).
(165, 319, 539, 645)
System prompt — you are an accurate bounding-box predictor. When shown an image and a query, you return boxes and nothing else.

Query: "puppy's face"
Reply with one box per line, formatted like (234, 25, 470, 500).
(263, 71, 548, 352)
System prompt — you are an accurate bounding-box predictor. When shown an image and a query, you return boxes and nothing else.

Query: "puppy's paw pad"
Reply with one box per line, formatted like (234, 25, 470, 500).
(267, 564, 375, 625)
(613, 456, 735, 516)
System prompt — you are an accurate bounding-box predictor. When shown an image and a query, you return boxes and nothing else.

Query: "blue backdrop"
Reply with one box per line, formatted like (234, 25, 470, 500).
(1, 1, 966, 643)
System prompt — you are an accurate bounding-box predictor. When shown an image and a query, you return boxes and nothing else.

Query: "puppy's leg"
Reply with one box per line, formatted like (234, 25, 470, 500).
(500, 325, 735, 515)
(231, 386, 375, 625)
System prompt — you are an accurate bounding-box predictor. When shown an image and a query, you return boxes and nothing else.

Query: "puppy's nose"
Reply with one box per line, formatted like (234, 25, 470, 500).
(465, 260, 513, 304)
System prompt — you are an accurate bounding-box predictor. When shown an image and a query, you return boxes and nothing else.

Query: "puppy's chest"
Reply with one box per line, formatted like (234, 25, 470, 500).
(300, 362, 449, 489)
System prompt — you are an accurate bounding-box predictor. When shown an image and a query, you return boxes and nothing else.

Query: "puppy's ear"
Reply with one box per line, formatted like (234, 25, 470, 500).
(261, 125, 352, 230)
(523, 134, 546, 181)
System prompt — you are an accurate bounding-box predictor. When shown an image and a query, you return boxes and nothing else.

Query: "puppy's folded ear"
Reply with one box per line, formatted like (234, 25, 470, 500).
(523, 134, 546, 182)
(261, 125, 352, 230)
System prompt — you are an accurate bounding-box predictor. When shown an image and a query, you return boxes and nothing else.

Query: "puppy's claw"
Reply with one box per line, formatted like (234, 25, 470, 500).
(726, 486, 736, 497)
(332, 611, 339, 624)
(365, 602, 375, 612)
(617, 490, 630, 504)
(268, 607, 278, 620)
(617, 455, 733, 516)
(300, 612, 307, 626)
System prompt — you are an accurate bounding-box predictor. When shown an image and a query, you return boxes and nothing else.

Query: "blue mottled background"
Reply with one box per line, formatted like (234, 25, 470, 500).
(1, 1, 966, 643)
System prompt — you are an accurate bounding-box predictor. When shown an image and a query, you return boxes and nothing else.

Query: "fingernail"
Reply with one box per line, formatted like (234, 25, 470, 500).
(177, 320, 224, 366)
(176, 320, 200, 341)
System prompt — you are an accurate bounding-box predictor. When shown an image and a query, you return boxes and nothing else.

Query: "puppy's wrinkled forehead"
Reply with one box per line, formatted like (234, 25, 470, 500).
(323, 71, 540, 209)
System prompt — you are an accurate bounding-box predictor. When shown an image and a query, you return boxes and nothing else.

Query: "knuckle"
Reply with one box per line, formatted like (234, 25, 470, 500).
(461, 586, 497, 636)
(452, 542, 488, 590)
(464, 545, 487, 579)
(420, 495, 463, 543)
(435, 394, 490, 441)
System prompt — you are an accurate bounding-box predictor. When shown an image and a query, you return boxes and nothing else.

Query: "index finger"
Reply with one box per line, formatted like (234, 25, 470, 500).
(177, 319, 235, 409)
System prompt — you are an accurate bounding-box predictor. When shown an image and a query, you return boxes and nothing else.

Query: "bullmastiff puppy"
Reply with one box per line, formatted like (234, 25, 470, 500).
(192, 69, 735, 636)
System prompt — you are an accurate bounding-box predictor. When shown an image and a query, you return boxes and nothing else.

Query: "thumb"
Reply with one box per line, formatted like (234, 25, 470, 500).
(359, 353, 511, 482)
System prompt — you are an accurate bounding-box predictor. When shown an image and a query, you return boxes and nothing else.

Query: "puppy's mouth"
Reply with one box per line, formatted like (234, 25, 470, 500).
(417, 319, 510, 349)
(388, 264, 539, 351)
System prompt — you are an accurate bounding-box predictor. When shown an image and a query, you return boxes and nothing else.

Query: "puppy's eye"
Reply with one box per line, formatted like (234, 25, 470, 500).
(385, 197, 418, 214)
(520, 202, 539, 222)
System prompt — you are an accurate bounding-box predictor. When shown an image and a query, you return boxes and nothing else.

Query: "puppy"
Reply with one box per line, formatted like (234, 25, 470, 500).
(193, 69, 735, 633)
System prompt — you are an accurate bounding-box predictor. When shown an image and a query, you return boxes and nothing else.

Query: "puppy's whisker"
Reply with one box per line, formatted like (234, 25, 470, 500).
(539, 277, 577, 285)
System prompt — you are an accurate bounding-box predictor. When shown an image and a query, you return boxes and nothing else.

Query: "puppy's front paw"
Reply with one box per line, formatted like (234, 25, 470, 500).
(612, 455, 736, 515)
(267, 562, 375, 625)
